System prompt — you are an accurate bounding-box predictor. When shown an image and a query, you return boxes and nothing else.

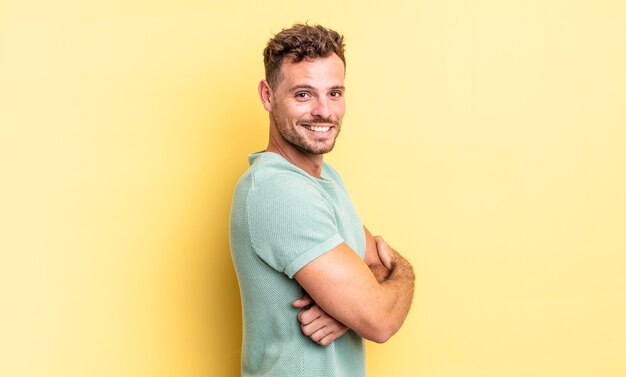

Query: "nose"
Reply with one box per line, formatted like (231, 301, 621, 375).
(311, 97, 331, 119)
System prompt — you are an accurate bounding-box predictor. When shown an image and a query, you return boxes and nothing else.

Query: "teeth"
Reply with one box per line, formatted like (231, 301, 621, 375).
(305, 125, 331, 132)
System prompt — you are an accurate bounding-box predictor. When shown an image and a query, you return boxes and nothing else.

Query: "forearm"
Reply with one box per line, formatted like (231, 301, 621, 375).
(374, 252, 414, 341)
(341, 245, 414, 343)
(369, 263, 391, 283)
(295, 241, 415, 344)
(364, 230, 414, 338)
(363, 226, 391, 283)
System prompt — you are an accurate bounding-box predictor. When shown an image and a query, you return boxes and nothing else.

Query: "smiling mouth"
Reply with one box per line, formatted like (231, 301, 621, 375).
(301, 124, 333, 133)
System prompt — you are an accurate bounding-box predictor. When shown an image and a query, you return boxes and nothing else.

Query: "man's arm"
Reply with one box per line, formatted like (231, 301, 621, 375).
(292, 294, 348, 346)
(363, 226, 391, 283)
(293, 227, 393, 346)
(294, 230, 415, 343)
(293, 227, 412, 345)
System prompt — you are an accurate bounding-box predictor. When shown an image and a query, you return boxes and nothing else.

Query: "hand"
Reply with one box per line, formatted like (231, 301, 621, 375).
(374, 236, 394, 270)
(293, 294, 349, 346)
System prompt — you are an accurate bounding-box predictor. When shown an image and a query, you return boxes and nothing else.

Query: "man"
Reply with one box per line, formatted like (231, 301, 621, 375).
(229, 23, 415, 377)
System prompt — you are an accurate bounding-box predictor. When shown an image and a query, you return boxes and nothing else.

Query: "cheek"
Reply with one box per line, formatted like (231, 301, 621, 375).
(275, 103, 303, 122)
(286, 102, 312, 119)
(332, 102, 346, 118)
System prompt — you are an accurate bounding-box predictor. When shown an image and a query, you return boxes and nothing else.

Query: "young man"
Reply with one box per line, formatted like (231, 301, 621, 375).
(229, 23, 415, 377)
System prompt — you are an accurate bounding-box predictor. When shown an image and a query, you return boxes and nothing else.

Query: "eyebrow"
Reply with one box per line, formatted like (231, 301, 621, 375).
(288, 84, 345, 93)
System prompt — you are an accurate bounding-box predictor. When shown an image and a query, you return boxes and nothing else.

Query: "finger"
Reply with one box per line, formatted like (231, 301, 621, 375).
(298, 305, 322, 325)
(375, 237, 394, 269)
(310, 325, 330, 342)
(300, 315, 330, 336)
(316, 326, 349, 347)
(293, 298, 312, 308)
(301, 320, 325, 337)
(301, 315, 344, 338)
(300, 313, 337, 336)
(292, 293, 314, 308)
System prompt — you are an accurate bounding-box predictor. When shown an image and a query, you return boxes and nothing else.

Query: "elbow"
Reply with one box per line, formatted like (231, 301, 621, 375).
(369, 332, 393, 344)
(353, 303, 409, 343)
(361, 320, 399, 344)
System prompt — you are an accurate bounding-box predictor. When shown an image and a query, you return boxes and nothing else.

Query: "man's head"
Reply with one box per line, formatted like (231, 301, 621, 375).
(259, 24, 347, 159)
(263, 23, 346, 91)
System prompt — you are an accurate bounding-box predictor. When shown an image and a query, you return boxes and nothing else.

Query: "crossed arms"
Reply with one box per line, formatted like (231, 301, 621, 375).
(292, 226, 415, 345)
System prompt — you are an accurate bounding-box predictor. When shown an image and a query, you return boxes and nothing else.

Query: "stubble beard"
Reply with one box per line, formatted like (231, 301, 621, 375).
(272, 113, 341, 155)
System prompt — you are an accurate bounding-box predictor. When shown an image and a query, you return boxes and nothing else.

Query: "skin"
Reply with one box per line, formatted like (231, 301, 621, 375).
(292, 227, 392, 346)
(258, 53, 415, 345)
(294, 232, 414, 343)
(258, 53, 345, 178)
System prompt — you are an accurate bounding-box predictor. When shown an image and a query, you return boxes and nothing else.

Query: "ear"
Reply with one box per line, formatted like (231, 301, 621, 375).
(258, 80, 273, 112)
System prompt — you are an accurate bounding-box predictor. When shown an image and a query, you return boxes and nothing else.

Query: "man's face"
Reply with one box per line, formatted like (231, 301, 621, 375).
(269, 53, 346, 155)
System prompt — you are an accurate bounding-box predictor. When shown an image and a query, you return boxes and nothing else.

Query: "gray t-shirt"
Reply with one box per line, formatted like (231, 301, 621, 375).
(229, 151, 366, 377)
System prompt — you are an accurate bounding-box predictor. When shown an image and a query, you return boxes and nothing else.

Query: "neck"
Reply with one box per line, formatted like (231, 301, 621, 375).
(266, 132, 324, 178)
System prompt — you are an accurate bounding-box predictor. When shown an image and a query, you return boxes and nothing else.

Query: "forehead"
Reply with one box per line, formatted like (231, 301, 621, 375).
(277, 53, 345, 90)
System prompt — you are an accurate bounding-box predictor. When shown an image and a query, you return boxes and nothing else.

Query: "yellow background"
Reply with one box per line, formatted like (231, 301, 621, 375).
(2, 1, 625, 376)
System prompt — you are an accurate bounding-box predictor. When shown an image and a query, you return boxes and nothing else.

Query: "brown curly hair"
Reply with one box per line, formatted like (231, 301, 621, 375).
(263, 23, 346, 90)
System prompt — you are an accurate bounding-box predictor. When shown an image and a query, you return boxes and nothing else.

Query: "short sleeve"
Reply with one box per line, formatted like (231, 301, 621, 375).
(247, 173, 344, 278)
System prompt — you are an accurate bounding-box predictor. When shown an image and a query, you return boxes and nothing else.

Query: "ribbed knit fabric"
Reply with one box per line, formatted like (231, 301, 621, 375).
(229, 151, 366, 377)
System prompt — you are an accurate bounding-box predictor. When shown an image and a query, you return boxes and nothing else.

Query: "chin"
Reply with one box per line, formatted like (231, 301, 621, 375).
(309, 144, 336, 155)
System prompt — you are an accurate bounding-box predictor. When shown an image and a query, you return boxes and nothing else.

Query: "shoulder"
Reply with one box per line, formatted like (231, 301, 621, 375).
(321, 161, 349, 190)
(234, 153, 309, 195)
(235, 153, 335, 215)
(322, 160, 340, 177)
(247, 153, 322, 195)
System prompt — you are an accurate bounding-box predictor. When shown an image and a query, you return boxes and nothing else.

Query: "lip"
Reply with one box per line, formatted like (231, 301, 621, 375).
(301, 124, 335, 132)
(302, 123, 335, 127)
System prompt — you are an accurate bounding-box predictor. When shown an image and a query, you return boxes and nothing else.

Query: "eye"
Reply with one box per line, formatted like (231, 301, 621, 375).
(329, 91, 343, 98)
(295, 92, 311, 99)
